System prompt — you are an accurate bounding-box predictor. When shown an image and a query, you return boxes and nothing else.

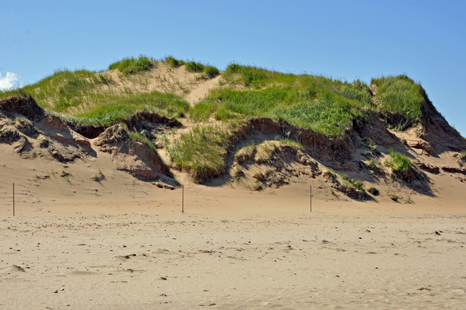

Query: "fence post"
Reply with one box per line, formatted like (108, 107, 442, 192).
(182, 185, 185, 214)
(13, 183, 15, 216)
(309, 185, 312, 213)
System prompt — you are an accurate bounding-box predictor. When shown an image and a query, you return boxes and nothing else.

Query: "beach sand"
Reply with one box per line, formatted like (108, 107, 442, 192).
(1, 158, 465, 309)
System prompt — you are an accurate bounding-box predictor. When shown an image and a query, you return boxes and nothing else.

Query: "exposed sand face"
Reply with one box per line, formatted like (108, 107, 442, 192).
(1, 158, 466, 310)
(100, 62, 223, 106)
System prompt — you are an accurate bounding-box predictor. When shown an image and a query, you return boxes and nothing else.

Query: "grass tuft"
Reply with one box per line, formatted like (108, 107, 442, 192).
(340, 173, 365, 191)
(164, 56, 185, 68)
(279, 138, 304, 151)
(185, 61, 219, 79)
(129, 131, 157, 151)
(387, 149, 413, 175)
(185, 61, 204, 73)
(203, 66, 220, 78)
(167, 124, 233, 182)
(367, 159, 381, 171)
(253, 171, 266, 182)
(109, 56, 154, 74)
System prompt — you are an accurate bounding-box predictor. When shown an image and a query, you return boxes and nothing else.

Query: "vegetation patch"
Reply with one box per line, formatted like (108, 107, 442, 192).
(92, 170, 105, 182)
(189, 101, 219, 121)
(216, 66, 428, 136)
(0, 70, 102, 113)
(0, 68, 190, 121)
(385, 149, 415, 181)
(340, 173, 365, 191)
(253, 171, 266, 182)
(167, 124, 232, 183)
(185, 61, 219, 79)
(67, 91, 189, 126)
(339, 79, 372, 105)
(206, 71, 370, 136)
(332, 173, 368, 200)
(203, 66, 220, 78)
(164, 56, 185, 68)
(109, 56, 155, 75)
(185, 61, 205, 73)
(334, 182, 367, 200)
(279, 138, 304, 151)
(372, 75, 427, 127)
(1, 60, 430, 143)
(129, 131, 157, 151)
(367, 159, 382, 171)
(222, 63, 290, 88)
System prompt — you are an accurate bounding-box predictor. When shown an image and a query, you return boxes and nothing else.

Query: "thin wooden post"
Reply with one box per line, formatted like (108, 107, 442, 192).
(309, 185, 312, 213)
(13, 183, 15, 216)
(182, 185, 185, 214)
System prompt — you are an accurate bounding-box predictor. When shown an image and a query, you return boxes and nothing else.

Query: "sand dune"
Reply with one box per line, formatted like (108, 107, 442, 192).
(1, 65, 466, 309)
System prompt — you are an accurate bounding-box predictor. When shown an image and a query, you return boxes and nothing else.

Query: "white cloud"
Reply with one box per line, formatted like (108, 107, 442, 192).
(0, 72, 19, 90)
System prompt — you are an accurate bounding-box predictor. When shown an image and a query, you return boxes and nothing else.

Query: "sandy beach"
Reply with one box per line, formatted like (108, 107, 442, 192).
(1, 159, 465, 309)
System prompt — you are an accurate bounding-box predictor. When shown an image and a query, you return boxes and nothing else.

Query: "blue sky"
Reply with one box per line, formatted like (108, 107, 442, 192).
(1, 0, 465, 135)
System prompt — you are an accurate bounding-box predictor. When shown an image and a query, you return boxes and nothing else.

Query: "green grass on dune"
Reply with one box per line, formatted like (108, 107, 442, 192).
(164, 56, 185, 68)
(0, 66, 189, 126)
(387, 149, 413, 175)
(167, 124, 232, 182)
(191, 73, 371, 136)
(278, 138, 305, 151)
(184, 60, 220, 78)
(108, 55, 220, 78)
(185, 61, 205, 73)
(189, 101, 219, 121)
(190, 64, 429, 137)
(0, 69, 111, 112)
(0, 58, 430, 140)
(371, 75, 426, 124)
(109, 56, 155, 74)
(223, 63, 296, 87)
(67, 91, 189, 126)
(129, 131, 157, 151)
(203, 66, 220, 78)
